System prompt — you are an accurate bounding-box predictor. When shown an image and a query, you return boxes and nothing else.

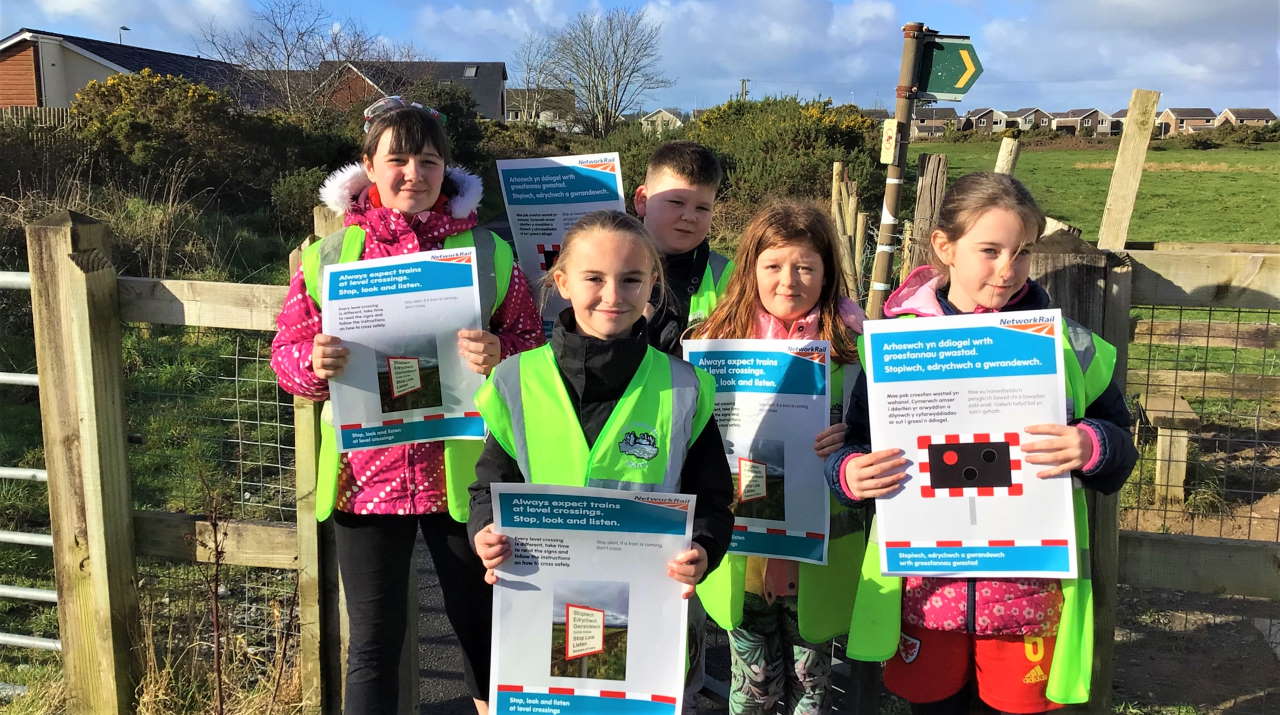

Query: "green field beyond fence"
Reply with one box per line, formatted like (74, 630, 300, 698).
(909, 142, 1280, 245)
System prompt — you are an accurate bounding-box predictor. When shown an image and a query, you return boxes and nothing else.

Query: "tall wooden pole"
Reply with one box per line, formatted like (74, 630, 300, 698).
(27, 212, 139, 714)
(866, 22, 929, 319)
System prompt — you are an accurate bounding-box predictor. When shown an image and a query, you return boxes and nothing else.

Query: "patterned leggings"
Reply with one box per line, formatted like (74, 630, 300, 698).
(728, 593, 833, 715)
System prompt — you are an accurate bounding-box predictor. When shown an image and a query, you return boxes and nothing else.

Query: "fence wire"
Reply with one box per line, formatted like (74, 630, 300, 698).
(123, 322, 300, 703)
(1123, 304, 1280, 542)
(123, 324, 296, 521)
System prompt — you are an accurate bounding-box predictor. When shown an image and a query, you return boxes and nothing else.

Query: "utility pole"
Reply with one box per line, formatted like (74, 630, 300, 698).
(739, 79, 750, 101)
(865, 22, 930, 319)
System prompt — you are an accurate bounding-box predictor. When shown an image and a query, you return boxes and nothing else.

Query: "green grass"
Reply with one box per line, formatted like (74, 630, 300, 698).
(1128, 342, 1280, 376)
(908, 141, 1280, 244)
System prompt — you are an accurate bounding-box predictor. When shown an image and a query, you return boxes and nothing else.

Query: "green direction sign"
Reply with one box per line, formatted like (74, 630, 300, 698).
(918, 36, 982, 102)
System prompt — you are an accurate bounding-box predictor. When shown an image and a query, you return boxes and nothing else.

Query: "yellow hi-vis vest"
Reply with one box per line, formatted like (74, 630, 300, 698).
(697, 362, 867, 643)
(846, 319, 1115, 705)
(300, 224, 514, 523)
(686, 251, 735, 325)
(474, 343, 716, 490)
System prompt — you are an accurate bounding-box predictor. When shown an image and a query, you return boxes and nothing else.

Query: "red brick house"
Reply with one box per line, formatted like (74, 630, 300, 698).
(0, 27, 239, 108)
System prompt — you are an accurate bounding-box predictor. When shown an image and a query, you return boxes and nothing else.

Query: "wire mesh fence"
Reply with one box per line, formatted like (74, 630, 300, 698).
(122, 322, 301, 704)
(1123, 304, 1280, 542)
(123, 324, 296, 522)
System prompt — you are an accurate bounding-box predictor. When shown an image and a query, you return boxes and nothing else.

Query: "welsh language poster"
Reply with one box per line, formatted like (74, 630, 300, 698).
(489, 483, 694, 715)
(863, 309, 1077, 578)
(496, 153, 625, 334)
(321, 249, 485, 451)
(683, 339, 831, 563)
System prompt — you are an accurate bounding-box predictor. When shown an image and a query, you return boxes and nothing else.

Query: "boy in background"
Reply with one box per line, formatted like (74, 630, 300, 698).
(634, 141, 734, 355)
(634, 140, 732, 712)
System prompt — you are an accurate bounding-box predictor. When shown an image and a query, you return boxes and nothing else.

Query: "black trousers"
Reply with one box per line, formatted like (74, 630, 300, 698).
(334, 511, 492, 713)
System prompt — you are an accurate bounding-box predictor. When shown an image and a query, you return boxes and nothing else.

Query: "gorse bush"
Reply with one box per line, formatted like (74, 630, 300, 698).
(271, 166, 329, 235)
(73, 70, 353, 202)
(686, 97, 879, 207)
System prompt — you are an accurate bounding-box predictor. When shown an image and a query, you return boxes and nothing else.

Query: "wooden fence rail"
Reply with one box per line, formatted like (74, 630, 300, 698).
(22, 208, 1280, 713)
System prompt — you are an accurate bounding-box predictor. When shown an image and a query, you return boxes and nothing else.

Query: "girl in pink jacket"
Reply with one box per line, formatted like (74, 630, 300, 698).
(271, 98, 542, 714)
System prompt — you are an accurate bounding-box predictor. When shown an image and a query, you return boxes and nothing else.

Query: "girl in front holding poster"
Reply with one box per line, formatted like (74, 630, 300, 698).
(467, 207, 735, 635)
(825, 172, 1137, 714)
(270, 97, 543, 714)
(688, 201, 866, 715)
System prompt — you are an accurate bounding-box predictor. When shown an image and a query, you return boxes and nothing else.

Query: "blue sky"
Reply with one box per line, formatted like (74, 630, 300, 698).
(7, 0, 1278, 114)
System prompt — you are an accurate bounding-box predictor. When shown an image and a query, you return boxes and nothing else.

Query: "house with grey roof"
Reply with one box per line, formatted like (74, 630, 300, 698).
(910, 106, 958, 138)
(315, 60, 508, 120)
(1051, 108, 1116, 136)
(1215, 108, 1276, 127)
(0, 27, 241, 108)
(961, 107, 1007, 133)
(1155, 108, 1216, 137)
(1003, 107, 1053, 131)
(505, 87, 576, 130)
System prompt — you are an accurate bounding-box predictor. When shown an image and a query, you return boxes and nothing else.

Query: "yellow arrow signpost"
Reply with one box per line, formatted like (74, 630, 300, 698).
(865, 26, 984, 320)
(918, 36, 984, 102)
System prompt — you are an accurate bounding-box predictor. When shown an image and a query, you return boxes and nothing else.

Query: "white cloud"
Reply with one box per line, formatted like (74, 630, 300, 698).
(969, 0, 1278, 109)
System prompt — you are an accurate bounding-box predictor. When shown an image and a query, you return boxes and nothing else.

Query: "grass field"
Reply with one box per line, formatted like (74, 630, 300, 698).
(907, 141, 1280, 245)
(549, 626, 627, 681)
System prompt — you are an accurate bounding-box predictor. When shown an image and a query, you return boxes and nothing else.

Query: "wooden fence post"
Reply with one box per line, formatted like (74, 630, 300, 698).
(911, 152, 948, 264)
(26, 211, 139, 714)
(853, 211, 870, 286)
(1029, 238, 1129, 713)
(830, 162, 860, 300)
(291, 227, 330, 713)
(1097, 89, 1161, 251)
(993, 137, 1021, 174)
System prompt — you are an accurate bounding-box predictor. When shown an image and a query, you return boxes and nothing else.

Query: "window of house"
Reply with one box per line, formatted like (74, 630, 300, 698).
(1083, 118, 1091, 126)
(979, 118, 986, 126)
(463, 65, 478, 78)
(1041, 117, 1048, 125)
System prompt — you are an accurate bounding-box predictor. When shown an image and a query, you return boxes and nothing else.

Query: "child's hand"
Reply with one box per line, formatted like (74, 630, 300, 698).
(813, 423, 847, 458)
(1022, 424, 1094, 478)
(310, 334, 349, 379)
(473, 524, 511, 585)
(666, 543, 708, 599)
(841, 448, 910, 499)
(457, 329, 501, 375)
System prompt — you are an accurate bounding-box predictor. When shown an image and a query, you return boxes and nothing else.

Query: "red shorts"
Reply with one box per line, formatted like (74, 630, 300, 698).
(883, 623, 1063, 713)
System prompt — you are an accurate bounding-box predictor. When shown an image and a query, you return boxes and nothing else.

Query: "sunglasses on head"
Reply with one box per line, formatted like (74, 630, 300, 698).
(361, 95, 447, 133)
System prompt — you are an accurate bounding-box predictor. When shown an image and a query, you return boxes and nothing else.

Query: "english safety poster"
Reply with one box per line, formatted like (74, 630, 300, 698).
(683, 339, 831, 563)
(863, 310, 1077, 578)
(489, 483, 694, 715)
(321, 249, 486, 451)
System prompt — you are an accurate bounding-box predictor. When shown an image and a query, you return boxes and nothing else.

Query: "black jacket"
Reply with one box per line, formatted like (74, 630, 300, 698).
(468, 310, 735, 576)
(646, 242, 727, 355)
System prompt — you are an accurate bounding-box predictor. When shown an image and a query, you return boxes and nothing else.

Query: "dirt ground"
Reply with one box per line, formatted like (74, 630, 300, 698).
(1112, 586, 1280, 713)
(1123, 492, 1280, 541)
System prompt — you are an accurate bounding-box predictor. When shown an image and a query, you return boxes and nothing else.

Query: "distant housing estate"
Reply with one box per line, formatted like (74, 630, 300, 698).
(859, 104, 1277, 140)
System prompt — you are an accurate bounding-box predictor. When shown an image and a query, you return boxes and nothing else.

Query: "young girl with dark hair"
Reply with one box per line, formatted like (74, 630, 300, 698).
(271, 97, 543, 714)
